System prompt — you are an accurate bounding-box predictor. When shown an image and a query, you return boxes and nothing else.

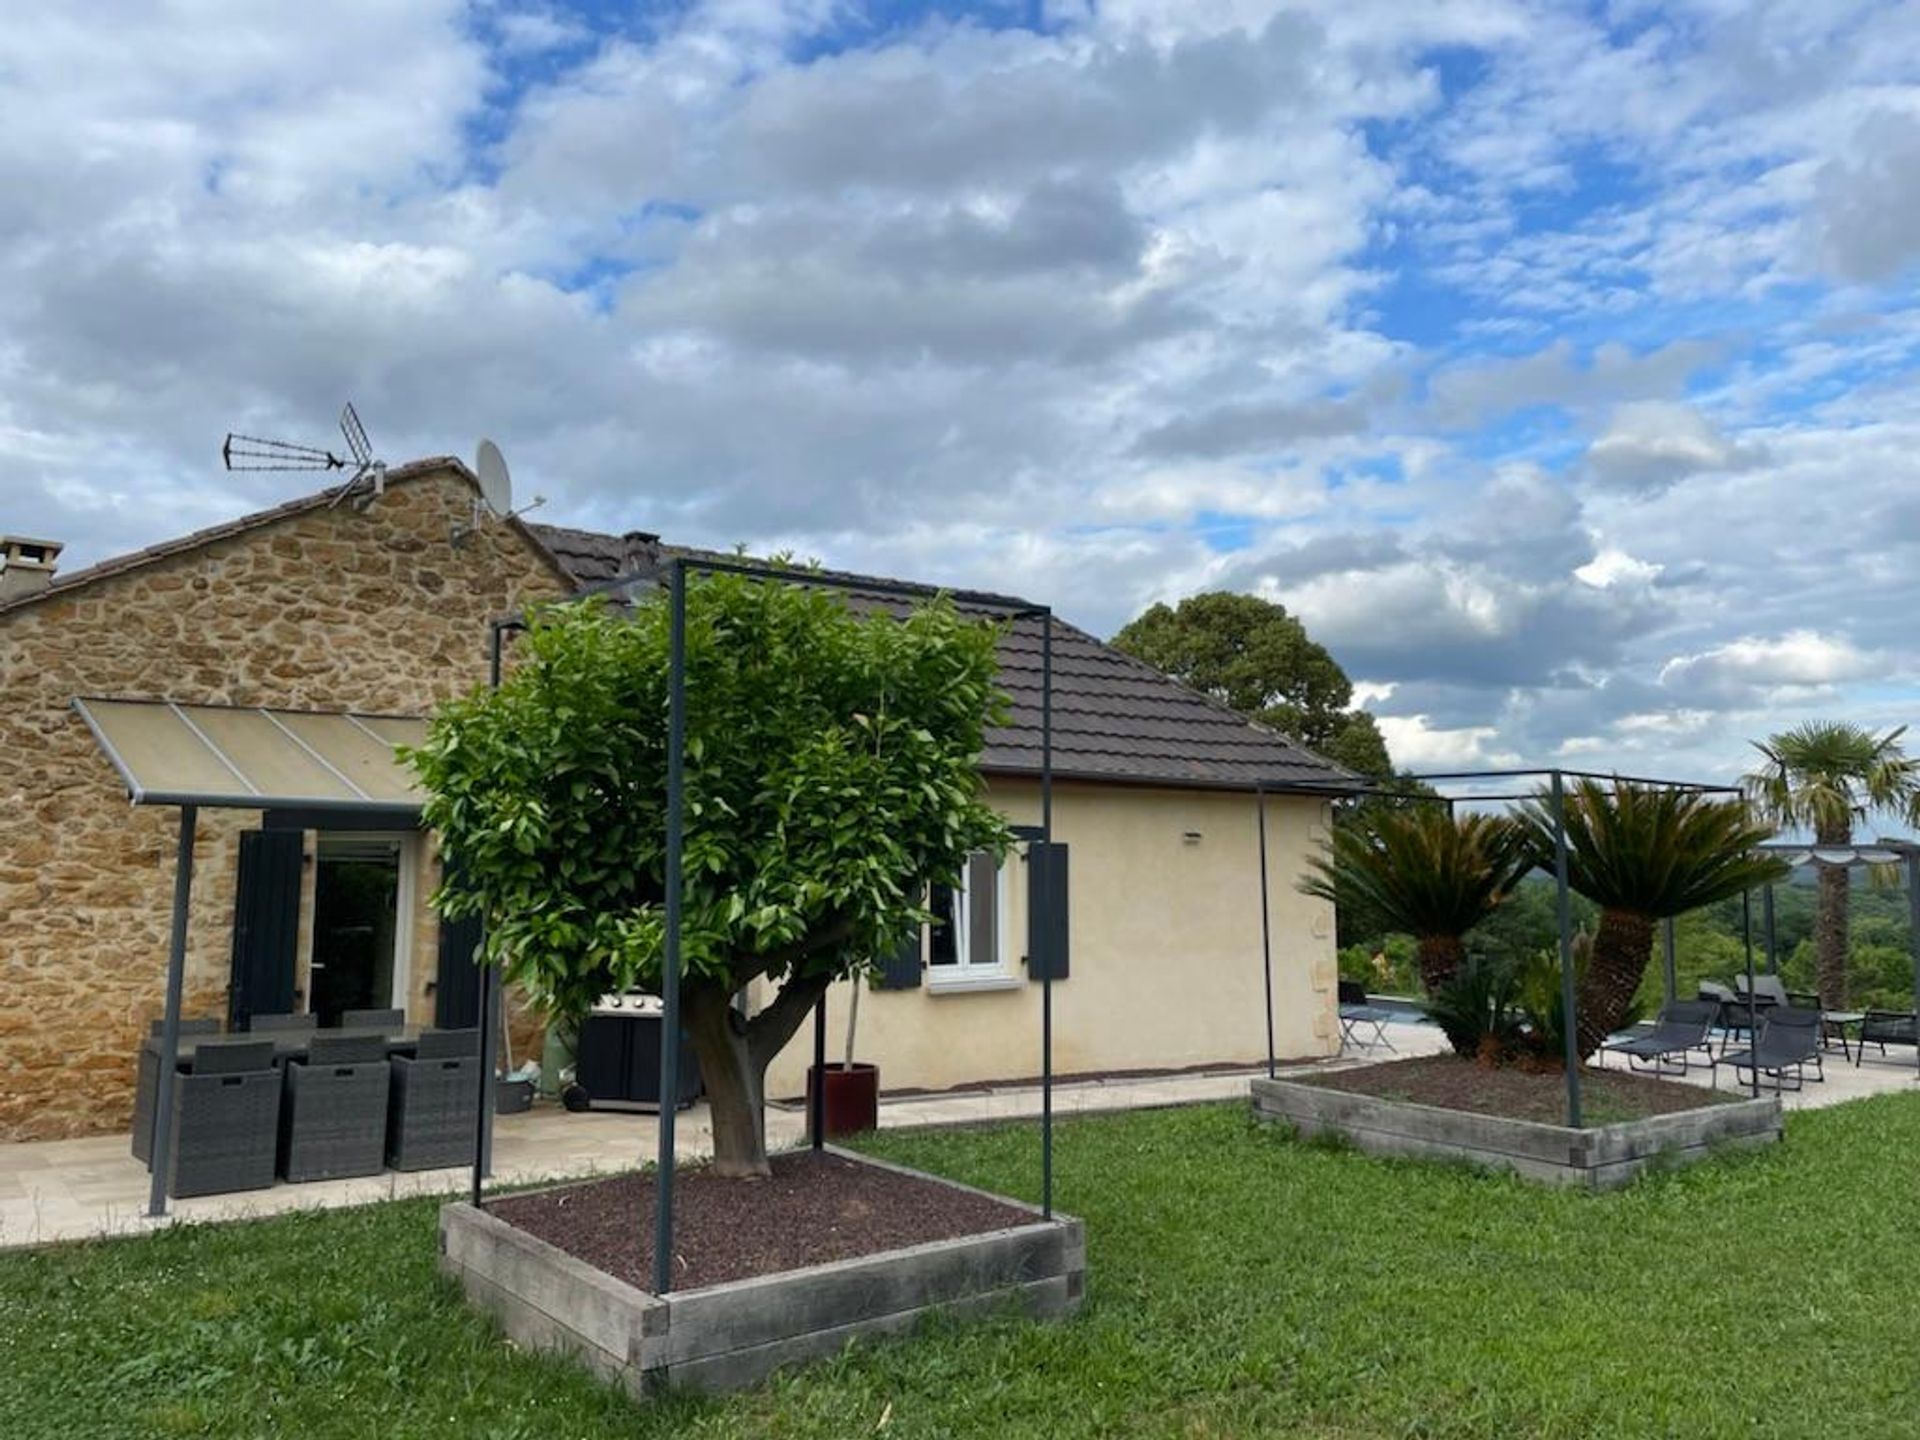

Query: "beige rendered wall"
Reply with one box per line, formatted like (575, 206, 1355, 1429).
(0, 469, 568, 1140)
(764, 778, 1338, 1098)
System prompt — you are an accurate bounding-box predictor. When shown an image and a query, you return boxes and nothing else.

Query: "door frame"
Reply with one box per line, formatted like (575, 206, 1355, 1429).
(301, 830, 420, 1016)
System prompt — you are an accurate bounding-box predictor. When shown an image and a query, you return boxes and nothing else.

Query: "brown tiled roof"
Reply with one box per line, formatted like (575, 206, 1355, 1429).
(531, 523, 1355, 794)
(0, 459, 572, 619)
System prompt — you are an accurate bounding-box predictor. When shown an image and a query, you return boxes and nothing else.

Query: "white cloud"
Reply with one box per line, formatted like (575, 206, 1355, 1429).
(1583, 401, 1767, 493)
(1375, 714, 1507, 770)
(2, 0, 1920, 785)
(1575, 547, 1662, 589)
(1659, 630, 1878, 701)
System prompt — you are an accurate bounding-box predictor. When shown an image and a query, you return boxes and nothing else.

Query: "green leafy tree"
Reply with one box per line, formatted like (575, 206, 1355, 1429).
(1744, 722, 1920, 1006)
(1299, 807, 1534, 1055)
(1516, 781, 1786, 1061)
(1111, 592, 1391, 777)
(405, 578, 1011, 1177)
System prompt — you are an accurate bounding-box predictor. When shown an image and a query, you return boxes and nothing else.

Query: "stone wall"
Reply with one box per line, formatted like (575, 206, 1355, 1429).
(0, 468, 569, 1140)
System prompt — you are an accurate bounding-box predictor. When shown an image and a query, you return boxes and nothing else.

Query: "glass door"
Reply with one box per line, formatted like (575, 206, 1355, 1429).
(309, 836, 403, 1026)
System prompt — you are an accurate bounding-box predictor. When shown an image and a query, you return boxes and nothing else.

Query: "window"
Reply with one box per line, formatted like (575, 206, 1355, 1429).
(927, 850, 1014, 990)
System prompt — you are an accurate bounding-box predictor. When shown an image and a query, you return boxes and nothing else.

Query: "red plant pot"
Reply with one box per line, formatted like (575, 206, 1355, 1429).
(807, 1062, 879, 1140)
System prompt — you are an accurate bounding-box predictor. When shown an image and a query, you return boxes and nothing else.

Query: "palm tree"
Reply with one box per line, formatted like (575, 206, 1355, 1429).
(1300, 806, 1532, 1017)
(1744, 723, 1920, 1008)
(1518, 781, 1786, 1060)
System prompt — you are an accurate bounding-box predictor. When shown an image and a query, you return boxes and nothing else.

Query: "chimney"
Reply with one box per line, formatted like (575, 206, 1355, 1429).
(0, 536, 62, 602)
(620, 529, 661, 577)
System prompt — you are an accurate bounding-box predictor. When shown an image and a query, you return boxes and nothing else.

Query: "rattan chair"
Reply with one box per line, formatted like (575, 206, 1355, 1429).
(279, 1034, 392, 1182)
(248, 1013, 318, 1034)
(160, 1039, 280, 1198)
(386, 1028, 480, 1171)
(131, 1018, 222, 1164)
(342, 1008, 406, 1031)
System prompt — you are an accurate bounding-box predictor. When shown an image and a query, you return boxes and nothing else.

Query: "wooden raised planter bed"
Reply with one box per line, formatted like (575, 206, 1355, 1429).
(440, 1148, 1084, 1398)
(1251, 1072, 1781, 1189)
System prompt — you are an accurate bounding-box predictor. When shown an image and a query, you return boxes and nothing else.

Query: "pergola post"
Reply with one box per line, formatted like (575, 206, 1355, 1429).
(1763, 884, 1778, 975)
(1548, 771, 1582, 1128)
(1039, 609, 1055, 1221)
(147, 803, 198, 1218)
(1742, 889, 1759, 1098)
(1908, 852, 1920, 1081)
(469, 965, 493, 1205)
(1256, 783, 1275, 1080)
(1662, 916, 1678, 1005)
(653, 557, 688, 1295)
(809, 996, 826, 1150)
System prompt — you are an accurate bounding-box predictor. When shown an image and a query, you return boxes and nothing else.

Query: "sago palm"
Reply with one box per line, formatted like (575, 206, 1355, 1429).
(1744, 722, 1920, 1007)
(1300, 806, 1532, 1006)
(1518, 780, 1786, 1060)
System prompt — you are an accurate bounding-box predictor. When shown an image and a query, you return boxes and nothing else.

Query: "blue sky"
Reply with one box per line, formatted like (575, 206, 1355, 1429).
(3, 0, 1920, 784)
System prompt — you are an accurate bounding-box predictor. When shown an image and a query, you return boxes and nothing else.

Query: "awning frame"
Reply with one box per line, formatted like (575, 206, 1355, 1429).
(70, 695, 430, 1219)
(72, 696, 424, 816)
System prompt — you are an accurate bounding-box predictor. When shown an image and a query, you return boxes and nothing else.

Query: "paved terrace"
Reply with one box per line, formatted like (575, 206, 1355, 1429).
(3, 1019, 1913, 1250)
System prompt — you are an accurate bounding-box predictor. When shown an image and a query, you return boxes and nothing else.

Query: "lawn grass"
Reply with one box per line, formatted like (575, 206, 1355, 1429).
(3, 1095, 1919, 1439)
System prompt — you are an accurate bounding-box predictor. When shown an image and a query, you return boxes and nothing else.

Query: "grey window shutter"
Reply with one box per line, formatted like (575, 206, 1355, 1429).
(434, 856, 485, 1028)
(227, 828, 304, 1030)
(876, 925, 923, 989)
(966, 851, 998, 969)
(1027, 841, 1070, 981)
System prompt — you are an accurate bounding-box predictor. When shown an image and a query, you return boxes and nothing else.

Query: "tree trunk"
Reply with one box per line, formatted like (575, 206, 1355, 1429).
(1815, 822, 1851, 1009)
(681, 982, 770, 1179)
(680, 968, 838, 1180)
(1576, 908, 1653, 1061)
(1414, 934, 1465, 996)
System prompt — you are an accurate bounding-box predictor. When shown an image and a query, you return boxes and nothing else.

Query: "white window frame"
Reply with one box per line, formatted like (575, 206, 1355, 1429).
(304, 831, 416, 1014)
(927, 853, 1019, 994)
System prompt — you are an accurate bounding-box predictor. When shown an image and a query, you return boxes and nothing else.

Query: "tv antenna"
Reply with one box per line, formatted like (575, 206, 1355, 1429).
(221, 403, 388, 510)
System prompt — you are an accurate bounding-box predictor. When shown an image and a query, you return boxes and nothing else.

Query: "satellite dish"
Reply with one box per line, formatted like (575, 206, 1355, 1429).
(474, 439, 512, 516)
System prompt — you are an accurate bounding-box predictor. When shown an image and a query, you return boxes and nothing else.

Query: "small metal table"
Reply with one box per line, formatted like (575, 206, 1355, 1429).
(1821, 1011, 1864, 1064)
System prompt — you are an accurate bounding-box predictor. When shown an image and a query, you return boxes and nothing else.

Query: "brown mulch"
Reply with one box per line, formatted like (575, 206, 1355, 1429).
(487, 1150, 1037, 1293)
(1298, 1054, 1732, 1125)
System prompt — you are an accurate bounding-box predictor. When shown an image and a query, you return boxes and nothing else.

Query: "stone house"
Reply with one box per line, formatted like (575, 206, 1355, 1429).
(0, 460, 1349, 1142)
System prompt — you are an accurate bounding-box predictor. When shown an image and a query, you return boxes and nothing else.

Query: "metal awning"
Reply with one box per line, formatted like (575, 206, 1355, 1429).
(73, 697, 427, 814)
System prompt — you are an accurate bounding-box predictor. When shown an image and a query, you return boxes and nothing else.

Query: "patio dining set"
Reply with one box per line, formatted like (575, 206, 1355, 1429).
(1602, 975, 1920, 1092)
(132, 1010, 481, 1199)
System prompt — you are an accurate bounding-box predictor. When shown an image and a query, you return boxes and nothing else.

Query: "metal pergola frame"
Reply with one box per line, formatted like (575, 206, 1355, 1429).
(1745, 839, 1920, 1078)
(1250, 766, 1758, 1126)
(467, 555, 1061, 1296)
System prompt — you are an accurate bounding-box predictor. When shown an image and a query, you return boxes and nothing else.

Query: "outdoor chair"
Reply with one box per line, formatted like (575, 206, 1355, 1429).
(341, 1008, 406, 1031)
(1734, 974, 1792, 1009)
(1856, 1009, 1920, 1070)
(1699, 981, 1763, 1053)
(249, 1012, 318, 1034)
(148, 1016, 223, 1038)
(279, 1034, 392, 1182)
(1599, 1000, 1717, 1075)
(131, 1017, 223, 1164)
(386, 1028, 480, 1171)
(1337, 980, 1396, 1053)
(158, 1039, 280, 1198)
(1713, 1007, 1825, 1092)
